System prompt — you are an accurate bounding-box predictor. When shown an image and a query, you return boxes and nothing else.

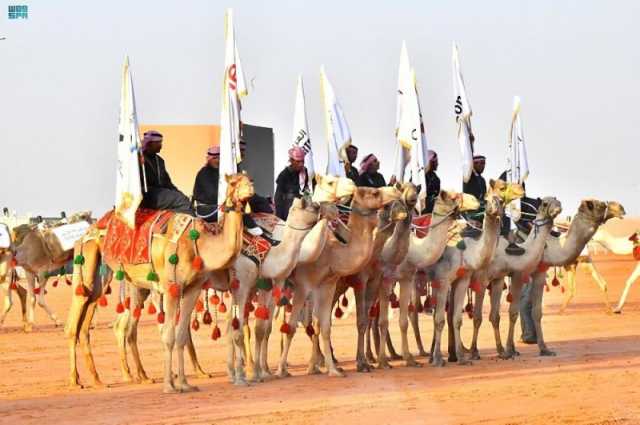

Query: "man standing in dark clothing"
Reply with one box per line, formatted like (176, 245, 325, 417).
(344, 145, 359, 183)
(423, 150, 441, 214)
(461, 155, 487, 238)
(274, 147, 309, 220)
(356, 154, 386, 188)
(192, 146, 221, 222)
(140, 130, 192, 214)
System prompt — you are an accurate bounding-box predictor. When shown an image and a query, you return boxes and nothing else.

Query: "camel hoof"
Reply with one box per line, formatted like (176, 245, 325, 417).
(138, 377, 156, 385)
(23, 324, 33, 333)
(357, 362, 373, 373)
(405, 358, 422, 368)
(234, 378, 249, 387)
(417, 350, 429, 358)
(613, 308, 622, 315)
(276, 369, 291, 378)
(457, 359, 473, 366)
(178, 383, 200, 392)
(498, 352, 514, 360)
(328, 369, 346, 378)
(431, 357, 446, 368)
(470, 351, 481, 360)
(68, 382, 84, 390)
(307, 366, 322, 375)
(92, 379, 105, 388)
(448, 355, 458, 363)
(163, 385, 182, 394)
(540, 349, 557, 357)
(389, 354, 402, 361)
(54, 320, 63, 327)
(250, 375, 264, 383)
(366, 353, 377, 363)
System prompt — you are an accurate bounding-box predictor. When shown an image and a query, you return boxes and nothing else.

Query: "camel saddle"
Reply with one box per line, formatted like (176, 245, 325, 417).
(99, 209, 173, 265)
(411, 214, 467, 247)
(243, 213, 280, 266)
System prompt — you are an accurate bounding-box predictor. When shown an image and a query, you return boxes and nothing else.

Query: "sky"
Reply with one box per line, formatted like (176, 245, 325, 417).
(1, 0, 638, 218)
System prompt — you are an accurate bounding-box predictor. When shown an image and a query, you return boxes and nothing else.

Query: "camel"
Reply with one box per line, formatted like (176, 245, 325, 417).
(377, 190, 480, 368)
(526, 200, 625, 355)
(468, 197, 562, 360)
(275, 185, 402, 378)
(426, 179, 524, 366)
(106, 175, 350, 386)
(7, 212, 91, 331)
(66, 173, 254, 393)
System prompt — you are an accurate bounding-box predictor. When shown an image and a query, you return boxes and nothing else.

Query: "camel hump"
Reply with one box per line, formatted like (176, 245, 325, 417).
(12, 224, 34, 247)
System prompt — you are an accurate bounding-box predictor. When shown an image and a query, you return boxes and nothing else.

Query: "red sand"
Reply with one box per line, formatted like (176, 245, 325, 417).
(1, 253, 639, 425)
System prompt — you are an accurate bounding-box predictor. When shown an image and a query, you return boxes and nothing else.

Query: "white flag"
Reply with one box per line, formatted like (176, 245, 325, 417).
(218, 8, 248, 211)
(320, 66, 350, 177)
(115, 56, 143, 229)
(292, 75, 315, 179)
(411, 77, 429, 212)
(453, 42, 474, 183)
(394, 41, 412, 183)
(508, 96, 529, 184)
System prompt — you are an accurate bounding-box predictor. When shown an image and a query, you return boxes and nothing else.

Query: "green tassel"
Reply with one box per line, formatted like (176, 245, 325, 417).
(189, 229, 200, 241)
(456, 240, 467, 250)
(73, 254, 85, 265)
(147, 270, 159, 282)
(256, 278, 272, 291)
(168, 254, 179, 265)
(99, 264, 109, 277)
(115, 269, 125, 281)
(59, 266, 66, 276)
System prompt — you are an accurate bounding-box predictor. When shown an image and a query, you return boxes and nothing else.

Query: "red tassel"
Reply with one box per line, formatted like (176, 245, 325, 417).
(254, 305, 269, 320)
(210, 294, 220, 305)
(416, 302, 424, 313)
(116, 302, 125, 314)
(285, 304, 293, 313)
(211, 325, 221, 340)
(33, 287, 41, 295)
(465, 302, 473, 313)
(124, 296, 131, 309)
(230, 278, 240, 290)
(133, 306, 142, 319)
(52, 280, 58, 288)
(192, 318, 200, 331)
(389, 292, 397, 303)
(202, 280, 212, 290)
(537, 262, 550, 273)
(157, 311, 165, 324)
(98, 295, 108, 307)
(168, 282, 181, 298)
(272, 286, 282, 299)
(202, 311, 212, 324)
(248, 302, 255, 313)
(408, 303, 415, 313)
(147, 303, 157, 315)
(195, 298, 205, 313)
(522, 274, 531, 284)
(224, 291, 230, 299)
(218, 302, 227, 313)
(633, 246, 640, 261)
(503, 282, 508, 290)
(431, 280, 441, 289)
(192, 256, 204, 271)
(429, 295, 437, 308)
(65, 278, 72, 286)
(391, 300, 400, 309)
(10, 282, 18, 290)
(507, 293, 513, 303)
(9, 258, 17, 267)
(341, 296, 349, 307)
(305, 323, 315, 337)
(470, 280, 482, 293)
(456, 267, 466, 279)
(334, 306, 344, 318)
(552, 277, 560, 287)
(231, 317, 240, 330)
(105, 285, 112, 295)
(280, 322, 291, 334)
(75, 285, 87, 297)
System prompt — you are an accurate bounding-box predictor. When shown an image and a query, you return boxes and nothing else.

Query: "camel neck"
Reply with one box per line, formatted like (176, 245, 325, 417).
(408, 214, 453, 268)
(543, 213, 598, 265)
(464, 213, 501, 270)
(328, 203, 378, 275)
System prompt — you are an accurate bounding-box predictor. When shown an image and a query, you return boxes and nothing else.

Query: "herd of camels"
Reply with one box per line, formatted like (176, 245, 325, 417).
(0, 172, 637, 393)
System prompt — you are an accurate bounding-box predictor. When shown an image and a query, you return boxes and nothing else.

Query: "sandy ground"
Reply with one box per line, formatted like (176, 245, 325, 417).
(1, 253, 639, 425)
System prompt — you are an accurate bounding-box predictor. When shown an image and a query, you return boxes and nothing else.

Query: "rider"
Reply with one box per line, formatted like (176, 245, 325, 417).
(274, 146, 310, 220)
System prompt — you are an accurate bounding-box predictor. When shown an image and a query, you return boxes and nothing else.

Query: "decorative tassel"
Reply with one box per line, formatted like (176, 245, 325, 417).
(98, 295, 108, 307)
(255, 305, 269, 320)
(168, 282, 181, 298)
(545, 283, 550, 292)
(73, 254, 85, 265)
(231, 316, 240, 330)
(146, 270, 159, 282)
(633, 246, 640, 261)
(168, 254, 179, 265)
(195, 298, 205, 312)
(391, 299, 400, 309)
(456, 240, 467, 250)
(256, 278, 272, 291)
(470, 280, 482, 293)
(389, 292, 398, 303)
(280, 322, 291, 334)
(10, 282, 18, 290)
(429, 296, 437, 308)
(75, 285, 87, 297)
(147, 303, 157, 315)
(202, 280, 213, 290)
(416, 302, 424, 313)
(272, 286, 282, 299)
(33, 287, 41, 295)
(105, 285, 112, 295)
(465, 302, 473, 313)
(133, 306, 142, 319)
(561, 286, 566, 294)
(189, 228, 201, 240)
(408, 303, 415, 313)
(124, 297, 131, 309)
(116, 302, 125, 314)
(456, 267, 466, 279)
(211, 325, 221, 340)
(192, 318, 200, 331)
(52, 279, 58, 288)
(537, 262, 549, 273)
(192, 256, 204, 271)
(334, 306, 344, 319)
(230, 278, 240, 290)
(210, 293, 221, 305)
(507, 292, 513, 303)
(157, 311, 165, 324)
(305, 323, 315, 337)
(552, 277, 560, 287)
(218, 302, 227, 313)
(99, 264, 109, 276)
(65, 277, 72, 286)
(202, 311, 212, 325)
(115, 270, 125, 281)
(431, 280, 441, 289)
(285, 304, 293, 313)
(278, 296, 290, 307)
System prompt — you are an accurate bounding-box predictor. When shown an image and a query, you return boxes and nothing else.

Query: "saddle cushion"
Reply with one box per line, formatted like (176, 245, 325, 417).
(102, 209, 173, 264)
(412, 215, 432, 239)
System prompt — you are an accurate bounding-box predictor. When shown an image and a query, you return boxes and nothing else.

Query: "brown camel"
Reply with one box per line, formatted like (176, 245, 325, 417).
(66, 173, 254, 393)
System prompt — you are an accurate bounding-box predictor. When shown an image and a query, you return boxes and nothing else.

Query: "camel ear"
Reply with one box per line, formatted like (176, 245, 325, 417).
(489, 179, 496, 190)
(394, 182, 402, 191)
(582, 200, 595, 210)
(439, 190, 449, 201)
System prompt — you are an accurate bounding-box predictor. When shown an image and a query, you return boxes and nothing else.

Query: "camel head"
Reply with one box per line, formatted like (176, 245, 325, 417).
(578, 199, 625, 225)
(394, 182, 419, 212)
(432, 190, 480, 217)
(286, 196, 322, 230)
(352, 186, 400, 214)
(224, 172, 255, 212)
(311, 175, 356, 205)
(489, 179, 524, 205)
(536, 197, 563, 221)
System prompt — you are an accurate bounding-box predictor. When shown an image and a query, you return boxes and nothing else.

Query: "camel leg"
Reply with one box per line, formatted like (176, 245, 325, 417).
(452, 278, 472, 365)
(470, 287, 485, 360)
(584, 262, 612, 312)
(36, 273, 62, 326)
(113, 308, 134, 383)
(559, 264, 577, 314)
(252, 287, 273, 382)
(24, 271, 37, 332)
(398, 277, 421, 367)
(0, 279, 12, 326)
(276, 281, 310, 378)
(614, 262, 640, 314)
(174, 285, 201, 392)
(355, 279, 373, 372)
(504, 274, 524, 359)
(446, 289, 456, 363)
(430, 285, 448, 367)
(159, 291, 179, 393)
(489, 279, 505, 356)
(531, 273, 555, 356)
(376, 279, 393, 369)
(368, 316, 379, 362)
(127, 288, 154, 383)
(79, 300, 104, 387)
(315, 280, 344, 377)
(411, 291, 428, 357)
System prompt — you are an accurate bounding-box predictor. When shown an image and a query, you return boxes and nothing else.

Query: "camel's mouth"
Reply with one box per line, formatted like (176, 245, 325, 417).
(607, 202, 626, 219)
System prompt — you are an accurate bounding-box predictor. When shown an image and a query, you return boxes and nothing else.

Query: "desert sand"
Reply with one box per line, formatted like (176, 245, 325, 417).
(1, 251, 639, 425)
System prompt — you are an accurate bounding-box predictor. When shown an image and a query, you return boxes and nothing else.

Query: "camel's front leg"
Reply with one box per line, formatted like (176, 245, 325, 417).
(0, 278, 13, 326)
(228, 275, 253, 386)
(315, 280, 344, 377)
(398, 277, 421, 367)
(174, 285, 201, 392)
(614, 262, 640, 314)
(488, 279, 505, 356)
(24, 271, 37, 332)
(410, 290, 428, 357)
(252, 287, 274, 382)
(36, 273, 62, 326)
(469, 286, 486, 360)
(113, 308, 134, 383)
(452, 278, 472, 365)
(559, 264, 577, 314)
(585, 262, 611, 312)
(430, 284, 448, 367)
(276, 280, 310, 378)
(376, 278, 393, 369)
(160, 292, 179, 393)
(355, 279, 373, 372)
(128, 287, 154, 383)
(504, 274, 524, 359)
(531, 275, 555, 356)
(79, 300, 104, 387)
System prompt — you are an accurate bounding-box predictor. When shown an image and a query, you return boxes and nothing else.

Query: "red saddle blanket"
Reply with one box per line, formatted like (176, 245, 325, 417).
(412, 215, 432, 239)
(242, 232, 272, 264)
(100, 209, 174, 264)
